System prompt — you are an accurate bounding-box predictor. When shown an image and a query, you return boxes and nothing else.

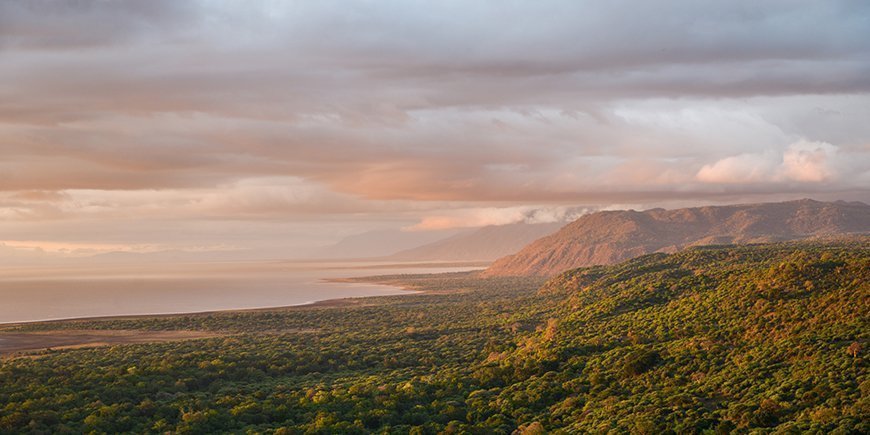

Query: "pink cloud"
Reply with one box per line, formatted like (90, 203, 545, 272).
(697, 140, 844, 184)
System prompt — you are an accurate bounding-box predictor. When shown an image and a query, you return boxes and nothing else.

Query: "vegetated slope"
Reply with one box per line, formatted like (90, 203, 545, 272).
(387, 222, 564, 262)
(484, 199, 870, 276)
(476, 240, 869, 432)
(0, 241, 866, 433)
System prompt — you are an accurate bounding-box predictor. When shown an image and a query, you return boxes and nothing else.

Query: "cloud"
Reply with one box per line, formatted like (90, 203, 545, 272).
(781, 141, 839, 182)
(0, 177, 420, 223)
(3, 1, 870, 128)
(696, 152, 781, 184)
(696, 140, 851, 184)
(406, 206, 593, 231)
(0, 0, 197, 49)
(1, 1, 869, 255)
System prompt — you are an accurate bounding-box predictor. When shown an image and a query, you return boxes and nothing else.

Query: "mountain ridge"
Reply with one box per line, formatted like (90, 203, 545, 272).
(483, 199, 870, 277)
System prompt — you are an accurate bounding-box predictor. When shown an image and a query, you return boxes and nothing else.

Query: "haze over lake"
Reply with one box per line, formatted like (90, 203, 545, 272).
(0, 262, 481, 324)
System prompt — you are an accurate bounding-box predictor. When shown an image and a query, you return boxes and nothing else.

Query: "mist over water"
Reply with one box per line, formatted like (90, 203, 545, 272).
(0, 261, 482, 324)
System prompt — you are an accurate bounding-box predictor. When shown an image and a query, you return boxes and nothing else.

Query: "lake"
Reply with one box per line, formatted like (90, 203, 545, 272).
(0, 261, 484, 324)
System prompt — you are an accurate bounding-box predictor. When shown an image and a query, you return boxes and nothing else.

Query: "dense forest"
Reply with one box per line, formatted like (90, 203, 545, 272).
(0, 240, 867, 433)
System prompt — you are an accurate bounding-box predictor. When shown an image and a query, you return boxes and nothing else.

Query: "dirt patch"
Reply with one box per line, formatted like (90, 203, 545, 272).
(0, 329, 223, 358)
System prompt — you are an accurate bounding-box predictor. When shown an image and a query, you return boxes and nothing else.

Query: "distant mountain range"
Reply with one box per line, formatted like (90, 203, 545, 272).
(483, 199, 870, 277)
(386, 222, 565, 262)
(311, 228, 466, 260)
(46, 223, 561, 264)
(84, 229, 466, 263)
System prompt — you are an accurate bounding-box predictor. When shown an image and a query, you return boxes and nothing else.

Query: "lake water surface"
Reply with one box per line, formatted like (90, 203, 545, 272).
(0, 261, 483, 324)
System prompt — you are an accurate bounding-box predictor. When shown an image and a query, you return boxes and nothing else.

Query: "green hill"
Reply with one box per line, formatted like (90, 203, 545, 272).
(0, 241, 867, 433)
(480, 241, 868, 433)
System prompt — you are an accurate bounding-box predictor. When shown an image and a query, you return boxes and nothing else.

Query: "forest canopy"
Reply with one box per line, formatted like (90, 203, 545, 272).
(0, 240, 867, 433)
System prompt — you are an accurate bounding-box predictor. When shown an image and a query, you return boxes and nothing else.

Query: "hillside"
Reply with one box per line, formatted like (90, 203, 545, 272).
(481, 240, 869, 432)
(387, 222, 564, 262)
(1, 241, 866, 433)
(484, 199, 870, 276)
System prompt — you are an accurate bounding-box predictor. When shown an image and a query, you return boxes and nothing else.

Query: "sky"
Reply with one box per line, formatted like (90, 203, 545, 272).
(1, 0, 869, 259)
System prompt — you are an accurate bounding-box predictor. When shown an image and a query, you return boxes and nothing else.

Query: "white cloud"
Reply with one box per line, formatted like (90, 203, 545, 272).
(696, 152, 780, 184)
(697, 140, 846, 184)
(406, 206, 593, 231)
(781, 140, 838, 182)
